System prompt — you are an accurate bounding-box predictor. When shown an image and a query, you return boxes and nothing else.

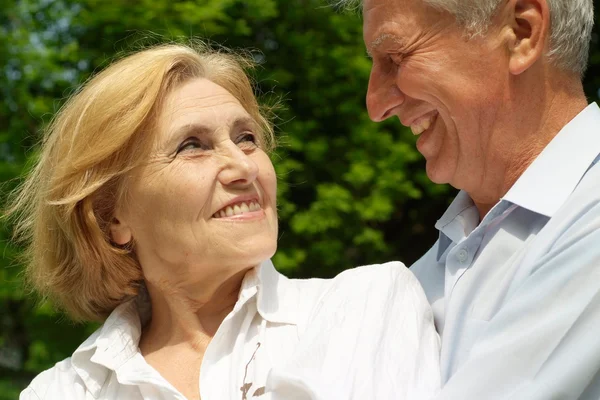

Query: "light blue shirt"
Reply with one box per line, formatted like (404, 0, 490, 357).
(411, 103, 600, 399)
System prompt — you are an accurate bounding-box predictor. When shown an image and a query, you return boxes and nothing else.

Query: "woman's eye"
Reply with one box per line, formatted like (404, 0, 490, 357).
(176, 138, 206, 154)
(236, 132, 258, 148)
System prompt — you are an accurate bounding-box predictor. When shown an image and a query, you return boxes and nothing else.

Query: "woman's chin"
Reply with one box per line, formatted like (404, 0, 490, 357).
(244, 241, 278, 266)
(218, 238, 278, 269)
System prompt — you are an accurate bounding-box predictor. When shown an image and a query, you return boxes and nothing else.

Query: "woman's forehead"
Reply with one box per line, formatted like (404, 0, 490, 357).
(165, 78, 243, 113)
(158, 78, 251, 133)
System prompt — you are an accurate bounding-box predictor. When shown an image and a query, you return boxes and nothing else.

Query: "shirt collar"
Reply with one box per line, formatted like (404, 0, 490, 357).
(70, 259, 295, 397)
(70, 297, 142, 398)
(434, 190, 479, 261)
(238, 259, 299, 325)
(503, 103, 600, 217)
(433, 103, 600, 261)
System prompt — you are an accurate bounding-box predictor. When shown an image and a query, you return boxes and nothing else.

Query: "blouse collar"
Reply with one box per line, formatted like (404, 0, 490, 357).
(70, 259, 296, 398)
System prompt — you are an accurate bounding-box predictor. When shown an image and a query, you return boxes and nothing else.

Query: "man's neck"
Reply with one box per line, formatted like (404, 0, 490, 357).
(470, 74, 588, 221)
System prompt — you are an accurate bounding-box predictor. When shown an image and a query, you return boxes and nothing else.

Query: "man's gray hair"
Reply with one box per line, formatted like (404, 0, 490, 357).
(338, 0, 594, 77)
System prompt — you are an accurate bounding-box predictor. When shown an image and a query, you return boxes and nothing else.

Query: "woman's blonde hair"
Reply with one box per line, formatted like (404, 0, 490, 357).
(5, 42, 275, 322)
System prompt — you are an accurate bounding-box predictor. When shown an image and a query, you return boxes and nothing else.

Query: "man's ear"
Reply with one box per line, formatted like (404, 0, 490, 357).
(504, 0, 550, 75)
(109, 214, 132, 246)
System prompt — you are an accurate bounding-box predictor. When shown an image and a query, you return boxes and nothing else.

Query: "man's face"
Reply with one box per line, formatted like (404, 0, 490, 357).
(363, 0, 512, 191)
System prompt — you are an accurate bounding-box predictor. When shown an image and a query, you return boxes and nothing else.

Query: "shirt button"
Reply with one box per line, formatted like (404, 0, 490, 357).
(457, 249, 469, 263)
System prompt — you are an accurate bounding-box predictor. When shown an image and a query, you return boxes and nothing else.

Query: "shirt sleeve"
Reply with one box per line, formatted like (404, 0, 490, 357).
(435, 209, 600, 399)
(267, 262, 441, 400)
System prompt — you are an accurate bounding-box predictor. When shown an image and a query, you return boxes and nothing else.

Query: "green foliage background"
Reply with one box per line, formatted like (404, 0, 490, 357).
(1, 0, 599, 396)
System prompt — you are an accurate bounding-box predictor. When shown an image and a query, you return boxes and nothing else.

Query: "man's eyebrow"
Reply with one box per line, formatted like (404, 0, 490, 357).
(366, 33, 405, 57)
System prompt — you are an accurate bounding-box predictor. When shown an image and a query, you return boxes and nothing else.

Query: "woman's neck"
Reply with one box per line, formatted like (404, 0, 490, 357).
(137, 265, 254, 400)
(139, 267, 250, 355)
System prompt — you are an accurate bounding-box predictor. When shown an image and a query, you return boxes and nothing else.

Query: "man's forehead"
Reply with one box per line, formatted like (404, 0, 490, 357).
(362, 0, 383, 13)
(363, 0, 446, 52)
(362, 0, 409, 55)
(362, 0, 405, 35)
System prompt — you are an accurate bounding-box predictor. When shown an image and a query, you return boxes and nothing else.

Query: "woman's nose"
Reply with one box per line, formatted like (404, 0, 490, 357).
(366, 65, 405, 122)
(217, 143, 259, 187)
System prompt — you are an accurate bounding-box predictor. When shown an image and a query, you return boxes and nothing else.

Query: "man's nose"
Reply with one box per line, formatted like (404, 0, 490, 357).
(217, 143, 259, 187)
(366, 65, 405, 122)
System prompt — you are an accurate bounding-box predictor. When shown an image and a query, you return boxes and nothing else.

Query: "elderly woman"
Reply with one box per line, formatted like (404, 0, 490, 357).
(9, 43, 440, 400)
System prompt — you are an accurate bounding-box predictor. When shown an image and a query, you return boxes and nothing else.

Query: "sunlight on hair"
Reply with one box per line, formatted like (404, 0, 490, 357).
(3, 40, 278, 322)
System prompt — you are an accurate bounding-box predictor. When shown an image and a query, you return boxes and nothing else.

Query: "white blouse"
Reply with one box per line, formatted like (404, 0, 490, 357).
(20, 261, 440, 400)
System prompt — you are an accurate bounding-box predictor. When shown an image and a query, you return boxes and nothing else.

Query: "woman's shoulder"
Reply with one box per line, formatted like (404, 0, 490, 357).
(330, 260, 418, 289)
(20, 358, 86, 400)
(19, 301, 141, 400)
(324, 261, 426, 309)
(283, 261, 430, 326)
(288, 261, 423, 301)
(268, 262, 440, 399)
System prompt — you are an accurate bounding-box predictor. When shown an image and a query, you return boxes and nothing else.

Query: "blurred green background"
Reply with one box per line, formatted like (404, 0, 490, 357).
(1, 0, 600, 397)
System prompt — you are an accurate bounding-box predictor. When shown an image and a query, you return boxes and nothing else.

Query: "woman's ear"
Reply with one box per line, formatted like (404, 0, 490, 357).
(504, 0, 550, 75)
(110, 215, 132, 245)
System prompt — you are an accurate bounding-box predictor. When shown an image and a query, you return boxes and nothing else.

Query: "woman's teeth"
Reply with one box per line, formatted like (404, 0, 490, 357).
(213, 201, 261, 218)
(410, 113, 436, 135)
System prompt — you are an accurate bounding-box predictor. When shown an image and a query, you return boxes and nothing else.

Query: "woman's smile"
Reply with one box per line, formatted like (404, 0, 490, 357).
(212, 199, 265, 220)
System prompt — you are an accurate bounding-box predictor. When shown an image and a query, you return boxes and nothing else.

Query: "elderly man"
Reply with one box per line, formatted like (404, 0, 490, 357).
(338, 0, 599, 398)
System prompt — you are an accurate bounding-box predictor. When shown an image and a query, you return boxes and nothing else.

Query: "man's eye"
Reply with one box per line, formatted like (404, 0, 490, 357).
(389, 53, 403, 64)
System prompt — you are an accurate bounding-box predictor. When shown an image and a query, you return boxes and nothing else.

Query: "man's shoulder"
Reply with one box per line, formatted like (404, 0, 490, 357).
(546, 159, 600, 238)
(507, 158, 600, 278)
(566, 157, 600, 211)
(21, 358, 86, 400)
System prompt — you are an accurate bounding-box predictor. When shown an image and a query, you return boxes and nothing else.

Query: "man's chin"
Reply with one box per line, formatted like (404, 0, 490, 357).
(424, 159, 453, 185)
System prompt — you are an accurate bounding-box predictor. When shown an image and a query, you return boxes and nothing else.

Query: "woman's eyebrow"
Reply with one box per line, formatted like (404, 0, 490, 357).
(166, 116, 257, 147)
(168, 123, 212, 145)
(232, 116, 258, 131)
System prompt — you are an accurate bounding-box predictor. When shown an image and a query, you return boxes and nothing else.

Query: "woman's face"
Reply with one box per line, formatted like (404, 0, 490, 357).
(111, 78, 278, 289)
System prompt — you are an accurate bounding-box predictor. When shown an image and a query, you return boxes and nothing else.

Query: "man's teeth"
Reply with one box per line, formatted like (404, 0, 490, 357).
(214, 201, 261, 218)
(410, 114, 435, 136)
